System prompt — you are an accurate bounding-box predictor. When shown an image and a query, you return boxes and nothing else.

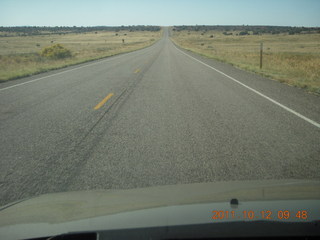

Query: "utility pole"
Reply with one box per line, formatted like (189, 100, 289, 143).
(260, 42, 263, 69)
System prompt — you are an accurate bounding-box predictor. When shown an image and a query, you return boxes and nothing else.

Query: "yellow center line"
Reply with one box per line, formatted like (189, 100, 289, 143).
(134, 68, 140, 73)
(94, 93, 114, 110)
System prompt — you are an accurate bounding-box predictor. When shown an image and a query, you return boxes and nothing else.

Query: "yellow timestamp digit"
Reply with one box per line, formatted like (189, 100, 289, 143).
(243, 210, 255, 220)
(278, 210, 290, 219)
(261, 210, 272, 219)
(212, 210, 236, 220)
(296, 211, 308, 220)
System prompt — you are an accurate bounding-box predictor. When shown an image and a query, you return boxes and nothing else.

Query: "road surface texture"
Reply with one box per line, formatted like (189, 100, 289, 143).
(0, 28, 319, 206)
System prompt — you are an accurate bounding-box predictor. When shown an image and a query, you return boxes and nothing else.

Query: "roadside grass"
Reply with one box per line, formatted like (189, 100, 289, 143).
(171, 30, 320, 94)
(0, 30, 161, 81)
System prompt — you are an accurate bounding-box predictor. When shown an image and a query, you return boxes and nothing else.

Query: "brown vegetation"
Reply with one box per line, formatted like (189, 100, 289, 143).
(171, 29, 320, 94)
(0, 29, 161, 81)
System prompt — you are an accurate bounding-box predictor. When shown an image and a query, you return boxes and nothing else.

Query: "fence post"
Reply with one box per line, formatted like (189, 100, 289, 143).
(260, 42, 263, 69)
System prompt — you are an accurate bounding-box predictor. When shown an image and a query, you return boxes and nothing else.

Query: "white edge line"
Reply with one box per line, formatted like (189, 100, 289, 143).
(0, 45, 154, 92)
(173, 45, 320, 129)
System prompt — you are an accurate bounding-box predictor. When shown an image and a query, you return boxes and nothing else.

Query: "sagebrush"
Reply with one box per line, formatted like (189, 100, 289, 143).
(41, 44, 72, 59)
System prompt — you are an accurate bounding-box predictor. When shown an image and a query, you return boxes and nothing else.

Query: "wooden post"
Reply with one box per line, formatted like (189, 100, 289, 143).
(260, 42, 263, 69)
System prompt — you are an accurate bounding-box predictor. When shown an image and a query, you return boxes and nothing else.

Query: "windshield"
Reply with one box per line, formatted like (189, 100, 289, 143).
(0, 0, 319, 238)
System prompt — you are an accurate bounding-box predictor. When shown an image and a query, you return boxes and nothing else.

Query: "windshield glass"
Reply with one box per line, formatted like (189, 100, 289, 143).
(0, 0, 319, 238)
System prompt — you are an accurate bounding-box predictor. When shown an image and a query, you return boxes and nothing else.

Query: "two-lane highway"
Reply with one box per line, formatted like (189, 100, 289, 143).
(0, 28, 319, 206)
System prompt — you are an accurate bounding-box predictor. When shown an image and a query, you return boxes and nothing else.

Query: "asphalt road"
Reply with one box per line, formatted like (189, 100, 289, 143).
(0, 28, 319, 206)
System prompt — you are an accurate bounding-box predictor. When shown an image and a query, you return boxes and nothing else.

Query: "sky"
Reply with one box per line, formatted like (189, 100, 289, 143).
(1, 0, 319, 27)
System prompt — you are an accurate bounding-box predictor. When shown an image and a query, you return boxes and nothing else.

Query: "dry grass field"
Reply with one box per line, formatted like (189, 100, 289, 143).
(171, 30, 320, 94)
(0, 30, 162, 81)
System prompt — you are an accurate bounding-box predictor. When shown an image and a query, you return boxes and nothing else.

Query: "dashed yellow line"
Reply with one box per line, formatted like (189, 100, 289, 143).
(134, 68, 141, 73)
(94, 93, 114, 110)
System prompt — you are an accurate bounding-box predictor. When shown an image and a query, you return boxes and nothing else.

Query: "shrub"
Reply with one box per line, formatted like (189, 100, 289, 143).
(239, 31, 249, 36)
(41, 44, 72, 59)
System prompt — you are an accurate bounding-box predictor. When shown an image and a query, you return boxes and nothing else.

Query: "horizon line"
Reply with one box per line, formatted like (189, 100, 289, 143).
(1, 24, 320, 28)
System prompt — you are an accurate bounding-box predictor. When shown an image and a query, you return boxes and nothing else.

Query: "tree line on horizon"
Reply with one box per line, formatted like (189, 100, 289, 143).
(0, 25, 161, 37)
(172, 25, 320, 35)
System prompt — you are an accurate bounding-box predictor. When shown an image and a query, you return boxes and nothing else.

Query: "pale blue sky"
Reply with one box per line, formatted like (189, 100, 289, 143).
(1, 0, 319, 27)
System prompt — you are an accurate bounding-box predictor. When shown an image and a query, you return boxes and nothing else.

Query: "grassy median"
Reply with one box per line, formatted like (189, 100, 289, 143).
(171, 30, 320, 94)
(0, 30, 161, 81)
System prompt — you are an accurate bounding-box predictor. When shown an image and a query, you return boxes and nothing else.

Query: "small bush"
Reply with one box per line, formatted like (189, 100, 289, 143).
(41, 44, 72, 59)
(239, 31, 249, 36)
